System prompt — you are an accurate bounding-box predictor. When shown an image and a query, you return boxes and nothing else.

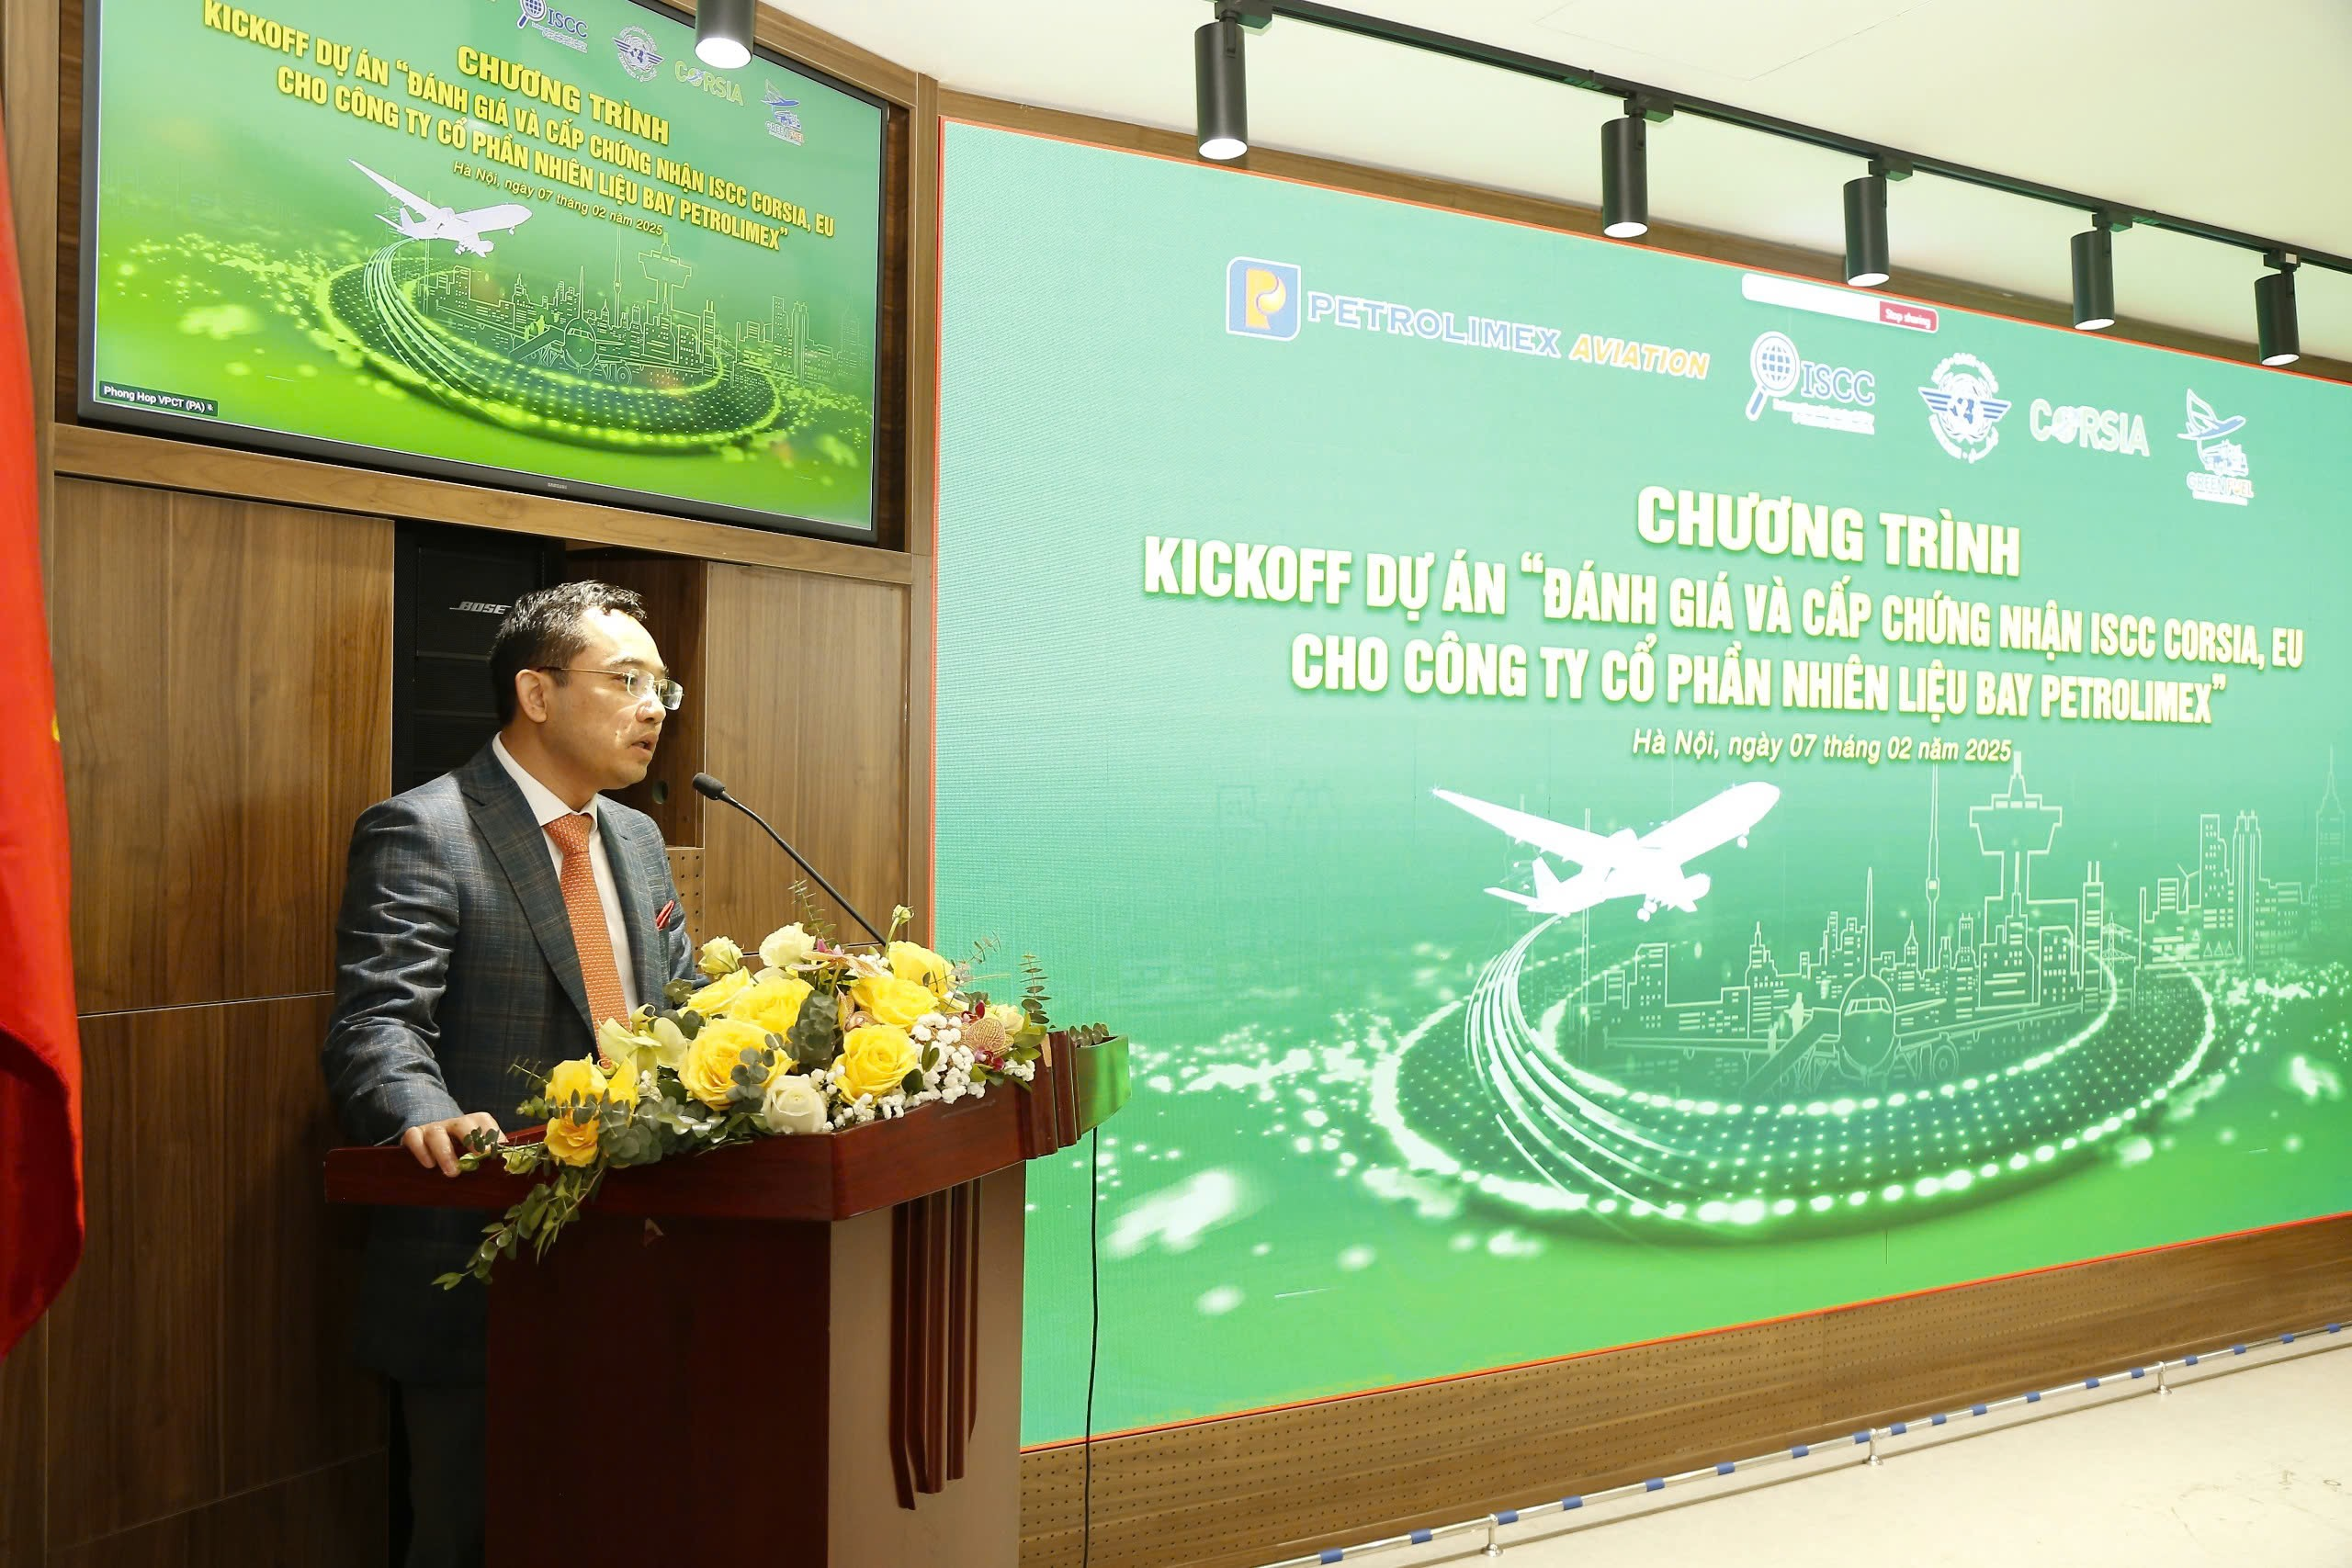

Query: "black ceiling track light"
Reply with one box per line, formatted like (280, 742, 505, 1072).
(694, 0, 755, 71)
(1194, 6, 1258, 163)
(1842, 157, 1904, 288)
(2071, 214, 2127, 332)
(1601, 98, 1669, 240)
(1193, 0, 2341, 367)
(2256, 253, 2301, 367)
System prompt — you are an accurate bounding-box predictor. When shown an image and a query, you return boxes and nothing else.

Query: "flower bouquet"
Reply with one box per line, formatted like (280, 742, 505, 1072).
(435, 908, 1065, 1288)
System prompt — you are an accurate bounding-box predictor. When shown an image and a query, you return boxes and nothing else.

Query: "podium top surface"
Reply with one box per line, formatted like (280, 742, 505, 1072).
(326, 1034, 1127, 1222)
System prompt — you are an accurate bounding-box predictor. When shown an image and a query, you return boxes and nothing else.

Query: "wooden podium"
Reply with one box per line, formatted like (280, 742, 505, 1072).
(326, 1036, 1129, 1566)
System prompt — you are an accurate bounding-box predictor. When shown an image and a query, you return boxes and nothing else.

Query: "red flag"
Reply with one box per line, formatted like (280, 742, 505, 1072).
(0, 121, 83, 1359)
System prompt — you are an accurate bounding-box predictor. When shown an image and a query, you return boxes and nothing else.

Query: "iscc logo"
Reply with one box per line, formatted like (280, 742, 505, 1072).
(1744, 332, 1875, 435)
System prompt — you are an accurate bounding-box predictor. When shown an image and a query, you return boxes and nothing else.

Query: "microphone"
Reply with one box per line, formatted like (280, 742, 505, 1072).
(692, 773, 890, 947)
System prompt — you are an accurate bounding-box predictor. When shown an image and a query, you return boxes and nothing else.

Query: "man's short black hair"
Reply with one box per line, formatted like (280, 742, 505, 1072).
(488, 581, 650, 727)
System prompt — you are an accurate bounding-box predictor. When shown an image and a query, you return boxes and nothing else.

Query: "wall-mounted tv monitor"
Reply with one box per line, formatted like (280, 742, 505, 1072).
(80, 0, 887, 540)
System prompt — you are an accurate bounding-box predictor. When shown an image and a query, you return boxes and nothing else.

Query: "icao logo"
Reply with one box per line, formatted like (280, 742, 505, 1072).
(614, 26, 662, 80)
(1918, 353, 2011, 463)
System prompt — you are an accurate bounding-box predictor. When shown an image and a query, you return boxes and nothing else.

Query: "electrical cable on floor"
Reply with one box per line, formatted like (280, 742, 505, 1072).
(1081, 1123, 1101, 1568)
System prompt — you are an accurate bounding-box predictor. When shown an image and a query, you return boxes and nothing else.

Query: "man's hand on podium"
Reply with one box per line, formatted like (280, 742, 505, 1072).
(401, 1112, 505, 1177)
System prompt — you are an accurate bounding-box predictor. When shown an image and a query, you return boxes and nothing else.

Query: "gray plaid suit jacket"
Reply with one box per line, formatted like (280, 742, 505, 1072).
(322, 742, 695, 1384)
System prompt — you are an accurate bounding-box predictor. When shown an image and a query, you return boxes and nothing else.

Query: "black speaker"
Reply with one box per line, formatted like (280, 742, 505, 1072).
(392, 523, 564, 794)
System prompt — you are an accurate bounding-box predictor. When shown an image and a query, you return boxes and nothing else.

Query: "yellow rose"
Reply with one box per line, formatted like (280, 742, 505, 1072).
(542, 1057, 610, 1167)
(686, 966, 754, 1018)
(681, 1017, 777, 1109)
(853, 974, 938, 1031)
(837, 1023, 921, 1102)
(888, 941, 956, 999)
(984, 1002, 1028, 1040)
(729, 975, 814, 1037)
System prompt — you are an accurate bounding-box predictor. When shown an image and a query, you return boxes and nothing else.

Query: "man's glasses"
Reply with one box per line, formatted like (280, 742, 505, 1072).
(535, 667, 685, 712)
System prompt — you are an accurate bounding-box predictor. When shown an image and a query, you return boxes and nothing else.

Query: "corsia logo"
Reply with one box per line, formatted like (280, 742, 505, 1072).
(2029, 398, 2149, 457)
(614, 25, 662, 80)
(1918, 352, 2011, 463)
(675, 59, 745, 103)
(1744, 331, 1875, 434)
(1227, 258, 1300, 340)
(517, 0, 588, 51)
(2179, 390, 2254, 505)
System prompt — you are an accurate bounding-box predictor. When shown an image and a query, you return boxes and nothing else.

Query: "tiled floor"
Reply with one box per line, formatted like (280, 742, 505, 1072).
(1277, 1340, 2352, 1567)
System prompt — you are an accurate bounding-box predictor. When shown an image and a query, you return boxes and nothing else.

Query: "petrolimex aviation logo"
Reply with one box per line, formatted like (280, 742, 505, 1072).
(1918, 352, 2011, 463)
(2179, 390, 2255, 505)
(1227, 258, 1300, 340)
(1224, 258, 1562, 357)
(1744, 331, 1874, 434)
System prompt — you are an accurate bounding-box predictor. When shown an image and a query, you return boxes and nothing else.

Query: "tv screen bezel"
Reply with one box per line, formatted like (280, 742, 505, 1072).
(75, 0, 891, 544)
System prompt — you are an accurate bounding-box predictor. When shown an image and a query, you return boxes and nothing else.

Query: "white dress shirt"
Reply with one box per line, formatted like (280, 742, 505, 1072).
(492, 735, 640, 1018)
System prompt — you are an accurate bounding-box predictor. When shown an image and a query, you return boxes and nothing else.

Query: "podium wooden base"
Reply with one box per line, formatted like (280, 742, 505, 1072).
(328, 1036, 1126, 1567)
(486, 1168, 1027, 1567)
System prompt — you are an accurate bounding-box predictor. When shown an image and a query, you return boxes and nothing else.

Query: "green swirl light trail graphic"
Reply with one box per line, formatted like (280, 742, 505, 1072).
(317, 243, 790, 451)
(1372, 921, 2261, 1232)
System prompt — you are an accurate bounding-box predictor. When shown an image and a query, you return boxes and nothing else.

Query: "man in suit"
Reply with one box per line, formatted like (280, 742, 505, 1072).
(322, 581, 696, 1568)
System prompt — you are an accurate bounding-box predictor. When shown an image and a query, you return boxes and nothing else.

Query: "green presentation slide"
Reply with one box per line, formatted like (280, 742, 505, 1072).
(934, 123, 2352, 1445)
(84, 0, 882, 535)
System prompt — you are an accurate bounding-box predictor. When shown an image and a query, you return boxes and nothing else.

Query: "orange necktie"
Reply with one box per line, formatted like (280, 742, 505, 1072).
(545, 813, 629, 1034)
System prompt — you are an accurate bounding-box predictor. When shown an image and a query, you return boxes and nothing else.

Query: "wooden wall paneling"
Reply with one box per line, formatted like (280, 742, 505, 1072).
(220, 992, 384, 1495)
(1014, 1213, 2352, 1568)
(51, 480, 393, 1014)
(50, 0, 78, 427)
(666, 847, 706, 944)
(869, 96, 911, 552)
(43, 1454, 385, 1568)
(43, 1006, 228, 1550)
(700, 564, 909, 948)
(51, 425, 914, 587)
(0, 1319, 42, 1567)
(5, 0, 60, 564)
(934, 93, 2352, 388)
(47, 997, 384, 1560)
(902, 74, 941, 936)
(568, 552, 708, 848)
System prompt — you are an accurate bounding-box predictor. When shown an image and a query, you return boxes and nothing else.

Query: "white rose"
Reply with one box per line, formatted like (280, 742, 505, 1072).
(695, 936, 746, 976)
(761, 1074, 830, 1135)
(597, 1016, 639, 1062)
(759, 923, 819, 972)
(650, 1015, 693, 1071)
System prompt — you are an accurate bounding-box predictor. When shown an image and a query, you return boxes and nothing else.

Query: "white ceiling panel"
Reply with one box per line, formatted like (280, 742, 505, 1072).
(770, 0, 2352, 362)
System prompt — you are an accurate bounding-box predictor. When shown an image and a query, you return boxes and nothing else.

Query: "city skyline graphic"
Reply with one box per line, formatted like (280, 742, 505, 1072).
(316, 231, 875, 454)
(1373, 751, 2348, 1235)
